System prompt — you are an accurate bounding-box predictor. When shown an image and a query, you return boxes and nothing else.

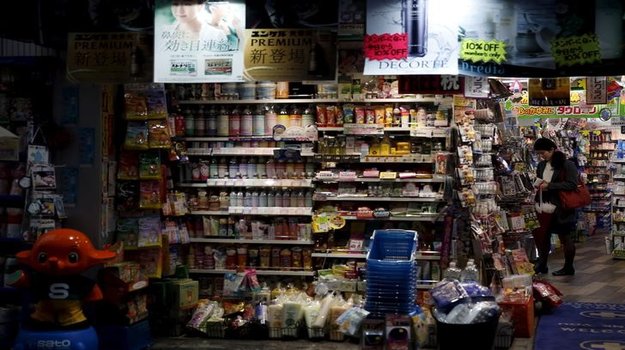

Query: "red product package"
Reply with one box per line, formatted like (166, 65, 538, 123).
(533, 279, 563, 309)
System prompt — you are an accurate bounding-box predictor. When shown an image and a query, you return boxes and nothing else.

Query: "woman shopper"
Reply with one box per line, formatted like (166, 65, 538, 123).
(533, 138, 579, 276)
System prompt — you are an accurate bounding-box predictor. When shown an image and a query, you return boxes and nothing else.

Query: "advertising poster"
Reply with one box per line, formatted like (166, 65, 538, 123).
(67, 32, 153, 83)
(154, 0, 245, 83)
(363, 0, 460, 75)
(244, 29, 336, 81)
(527, 78, 571, 106)
(245, 0, 338, 30)
(458, 0, 625, 77)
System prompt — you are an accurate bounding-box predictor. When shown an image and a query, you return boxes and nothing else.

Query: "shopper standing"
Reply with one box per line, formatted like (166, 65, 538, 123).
(533, 138, 579, 276)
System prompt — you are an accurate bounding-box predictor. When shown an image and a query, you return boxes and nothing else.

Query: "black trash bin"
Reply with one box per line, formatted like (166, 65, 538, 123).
(435, 315, 499, 350)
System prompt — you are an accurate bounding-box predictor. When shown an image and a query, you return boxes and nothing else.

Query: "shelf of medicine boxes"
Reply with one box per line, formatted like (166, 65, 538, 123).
(186, 147, 315, 157)
(176, 96, 441, 105)
(188, 268, 315, 277)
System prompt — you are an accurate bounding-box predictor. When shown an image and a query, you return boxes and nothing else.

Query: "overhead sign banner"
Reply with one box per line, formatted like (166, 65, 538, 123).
(505, 89, 620, 119)
(528, 78, 571, 106)
(363, 0, 460, 75)
(67, 33, 153, 83)
(243, 29, 336, 81)
(154, 0, 245, 83)
(457, 0, 625, 77)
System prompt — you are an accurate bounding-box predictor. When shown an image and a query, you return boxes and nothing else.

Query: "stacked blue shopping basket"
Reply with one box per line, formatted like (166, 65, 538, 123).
(365, 229, 418, 318)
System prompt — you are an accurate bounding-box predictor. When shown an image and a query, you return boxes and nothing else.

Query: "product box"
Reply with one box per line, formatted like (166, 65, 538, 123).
(171, 278, 199, 310)
(498, 295, 535, 338)
(385, 314, 411, 350)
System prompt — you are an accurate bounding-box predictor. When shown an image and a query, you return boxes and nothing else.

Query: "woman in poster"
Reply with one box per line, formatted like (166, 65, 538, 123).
(166, 0, 228, 47)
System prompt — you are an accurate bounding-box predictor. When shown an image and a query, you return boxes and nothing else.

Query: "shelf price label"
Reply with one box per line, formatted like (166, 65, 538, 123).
(343, 124, 384, 135)
(379, 171, 397, 180)
(410, 128, 433, 138)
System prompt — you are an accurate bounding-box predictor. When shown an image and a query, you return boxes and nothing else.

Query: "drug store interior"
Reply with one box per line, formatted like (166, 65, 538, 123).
(1, 1, 625, 350)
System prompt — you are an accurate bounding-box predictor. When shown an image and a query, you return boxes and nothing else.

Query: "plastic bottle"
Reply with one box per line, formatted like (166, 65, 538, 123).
(266, 158, 276, 179)
(247, 157, 257, 178)
(207, 105, 217, 136)
(239, 157, 248, 179)
(264, 105, 277, 136)
(230, 190, 238, 207)
(217, 105, 229, 136)
(184, 108, 195, 136)
(229, 106, 241, 137)
(236, 191, 244, 207)
(460, 260, 479, 283)
(275, 191, 283, 207)
(267, 191, 275, 207)
(241, 105, 254, 136)
(253, 105, 265, 136)
(277, 105, 290, 127)
(302, 105, 315, 127)
(443, 261, 462, 281)
(251, 191, 259, 207)
(243, 191, 252, 207)
(256, 157, 267, 178)
(209, 158, 219, 179)
(258, 190, 268, 207)
(195, 107, 205, 136)
(228, 158, 238, 179)
(304, 191, 313, 207)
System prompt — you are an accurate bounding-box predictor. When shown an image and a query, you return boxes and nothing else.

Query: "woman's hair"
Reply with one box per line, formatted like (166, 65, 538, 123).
(533, 138, 557, 151)
(533, 138, 566, 169)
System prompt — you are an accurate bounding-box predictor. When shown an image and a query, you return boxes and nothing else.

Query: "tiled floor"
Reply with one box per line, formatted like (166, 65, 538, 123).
(152, 233, 625, 350)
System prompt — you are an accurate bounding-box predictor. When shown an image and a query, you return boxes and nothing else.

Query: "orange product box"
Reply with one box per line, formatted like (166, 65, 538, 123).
(498, 295, 535, 338)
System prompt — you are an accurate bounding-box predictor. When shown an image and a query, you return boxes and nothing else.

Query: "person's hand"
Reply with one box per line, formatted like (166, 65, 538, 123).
(538, 181, 548, 191)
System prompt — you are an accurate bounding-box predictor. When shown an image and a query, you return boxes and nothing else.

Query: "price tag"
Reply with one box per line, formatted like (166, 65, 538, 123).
(349, 239, 364, 252)
(379, 171, 397, 180)
(411, 128, 432, 138)
(339, 171, 357, 181)
(234, 179, 244, 187)
(226, 180, 235, 187)
(206, 179, 216, 186)
(215, 179, 226, 187)
(432, 128, 449, 138)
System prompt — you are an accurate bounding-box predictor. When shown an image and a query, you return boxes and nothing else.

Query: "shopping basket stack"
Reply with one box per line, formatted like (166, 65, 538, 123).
(364, 229, 418, 318)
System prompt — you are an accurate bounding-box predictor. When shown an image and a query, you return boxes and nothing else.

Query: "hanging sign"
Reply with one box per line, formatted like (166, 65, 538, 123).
(243, 29, 336, 81)
(153, 0, 245, 82)
(528, 78, 571, 106)
(586, 77, 608, 104)
(460, 39, 506, 64)
(363, 0, 460, 75)
(464, 76, 490, 98)
(67, 32, 153, 83)
(398, 75, 464, 95)
(551, 34, 601, 67)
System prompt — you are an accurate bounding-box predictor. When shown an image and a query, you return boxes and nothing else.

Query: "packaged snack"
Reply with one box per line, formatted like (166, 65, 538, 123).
(124, 121, 149, 150)
(336, 306, 370, 336)
(139, 152, 162, 180)
(366, 107, 376, 124)
(117, 151, 139, 180)
(116, 180, 138, 211)
(148, 120, 172, 149)
(342, 104, 355, 124)
(137, 214, 162, 247)
(139, 180, 162, 209)
(146, 84, 168, 120)
(124, 86, 148, 120)
(355, 106, 365, 124)
(316, 105, 327, 126)
(374, 106, 385, 124)
(326, 105, 337, 126)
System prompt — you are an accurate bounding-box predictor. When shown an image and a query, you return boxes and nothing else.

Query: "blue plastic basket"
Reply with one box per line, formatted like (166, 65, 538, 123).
(367, 229, 418, 261)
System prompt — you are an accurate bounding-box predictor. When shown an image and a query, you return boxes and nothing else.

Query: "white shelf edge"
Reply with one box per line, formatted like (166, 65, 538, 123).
(314, 177, 446, 183)
(178, 98, 338, 104)
(188, 268, 314, 276)
(317, 197, 444, 202)
(178, 180, 313, 188)
(341, 215, 441, 222)
(187, 148, 315, 157)
(189, 238, 313, 245)
(189, 210, 230, 216)
(611, 159, 625, 163)
(311, 253, 367, 259)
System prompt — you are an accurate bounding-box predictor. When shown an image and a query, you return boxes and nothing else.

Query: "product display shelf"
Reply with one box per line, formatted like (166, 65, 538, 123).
(188, 269, 315, 277)
(178, 179, 313, 188)
(317, 196, 444, 202)
(311, 252, 367, 259)
(313, 176, 446, 183)
(339, 214, 442, 222)
(189, 238, 313, 245)
(178, 98, 340, 105)
(187, 148, 316, 157)
(611, 153, 625, 259)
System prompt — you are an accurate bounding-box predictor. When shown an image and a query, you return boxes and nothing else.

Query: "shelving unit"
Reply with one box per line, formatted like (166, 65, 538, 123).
(581, 130, 614, 235)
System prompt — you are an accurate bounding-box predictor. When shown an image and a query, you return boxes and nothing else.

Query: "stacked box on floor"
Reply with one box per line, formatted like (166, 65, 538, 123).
(149, 278, 199, 336)
(365, 229, 418, 318)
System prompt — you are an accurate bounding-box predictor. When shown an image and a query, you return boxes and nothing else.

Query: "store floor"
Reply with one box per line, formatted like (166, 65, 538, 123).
(151, 233, 625, 350)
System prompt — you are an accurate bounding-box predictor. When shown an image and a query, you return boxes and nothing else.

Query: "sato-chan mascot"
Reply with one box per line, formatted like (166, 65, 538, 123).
(8, 228, 116, 350)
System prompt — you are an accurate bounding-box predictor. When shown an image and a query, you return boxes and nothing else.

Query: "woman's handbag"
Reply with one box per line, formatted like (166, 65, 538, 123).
(558, 175, 591, 210)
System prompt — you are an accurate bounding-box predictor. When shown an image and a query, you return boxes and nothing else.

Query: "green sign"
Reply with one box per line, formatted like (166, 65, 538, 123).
(551, 34, 601, 67)
(460, 39, 506, 64)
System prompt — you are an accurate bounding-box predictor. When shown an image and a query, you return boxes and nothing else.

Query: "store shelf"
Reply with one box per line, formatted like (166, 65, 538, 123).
(189, 210, 230, 216)
(314, 177, 445, 183)
(311, 252, 367, 259)
(415, 253, 442, 261)
(229, 207, 312, 216)
(189, 268, 315, 276)
(341, 215, 441, 222)
(178, 98, 339, 104)
(187, 147, 315, 157)
(190, 208, 312, 216)
(189, 238, 313, 245)
(317, 196, 444, 202)
(363, 97, 441, 103)
(611, 159, 625, 163)
(179, 179, 313, 188)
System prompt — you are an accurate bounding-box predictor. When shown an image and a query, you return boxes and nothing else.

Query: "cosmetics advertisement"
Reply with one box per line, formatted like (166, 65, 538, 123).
(363, 0, 460, 75)
(154, 0, 245, 82)
(458, 0, 625, 77)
